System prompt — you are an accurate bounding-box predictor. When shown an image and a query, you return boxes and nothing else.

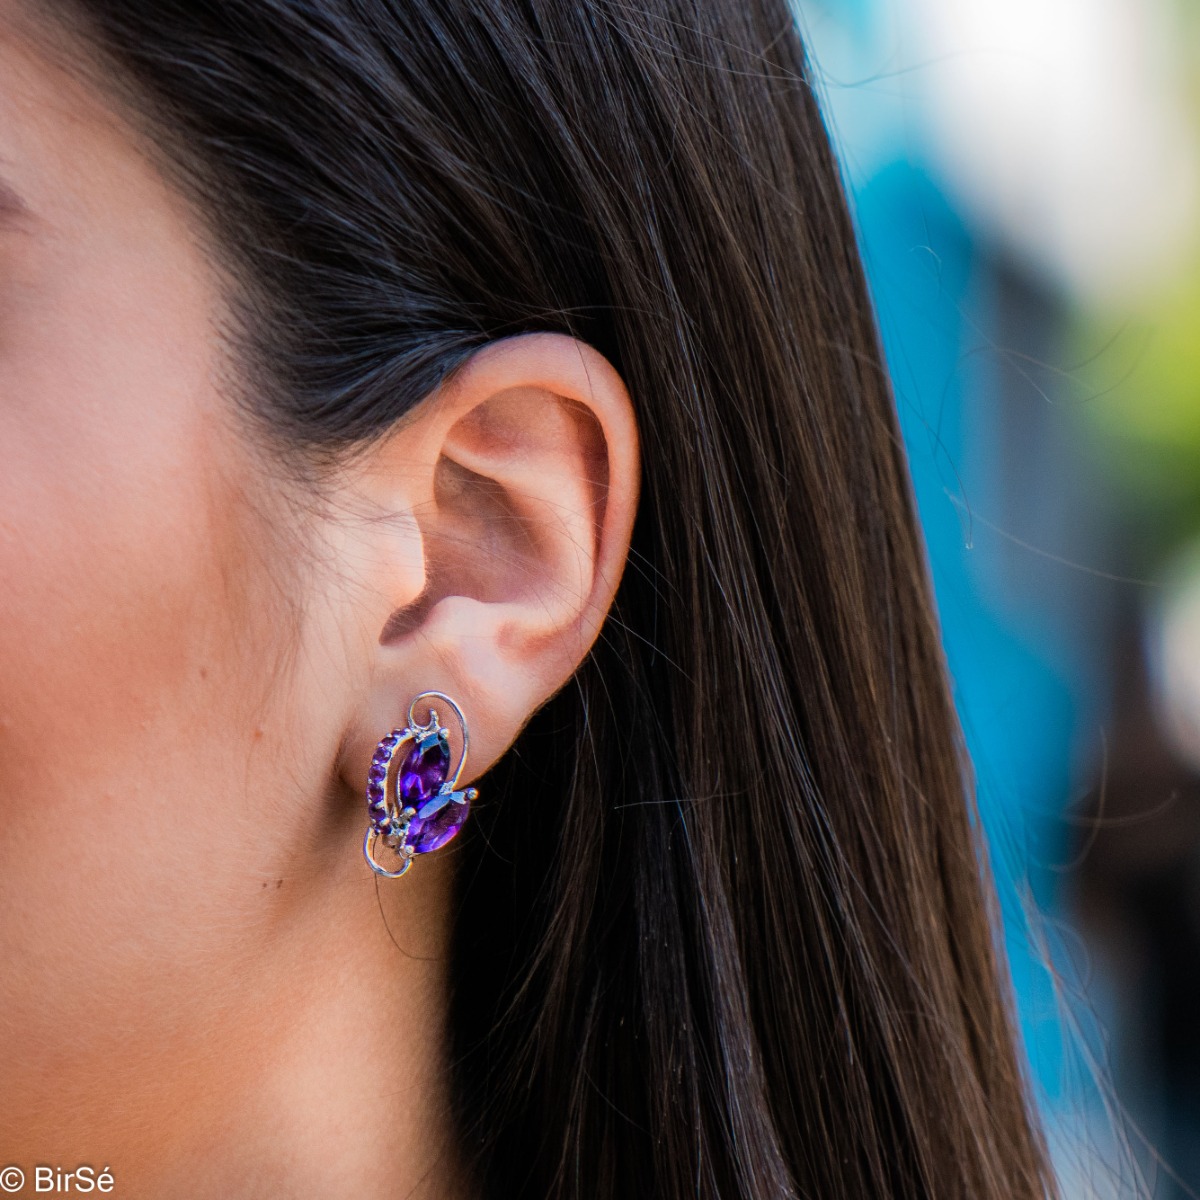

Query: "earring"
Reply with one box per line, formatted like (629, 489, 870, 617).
(362, 690, 479, 879)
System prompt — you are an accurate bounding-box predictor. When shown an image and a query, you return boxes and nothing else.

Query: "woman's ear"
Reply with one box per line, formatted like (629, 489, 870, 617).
(333, 332, 640, 794)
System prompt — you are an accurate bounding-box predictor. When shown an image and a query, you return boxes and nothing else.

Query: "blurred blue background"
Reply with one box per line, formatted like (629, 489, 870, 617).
(794, 0, 1200, 1194)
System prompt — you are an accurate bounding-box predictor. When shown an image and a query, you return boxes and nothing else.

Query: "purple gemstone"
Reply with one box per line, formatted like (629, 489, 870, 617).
(409, 790, 472, 853)
(397, 732, 469, 853)
(368, 763, 387, 782)
(397, 732, 450, 805)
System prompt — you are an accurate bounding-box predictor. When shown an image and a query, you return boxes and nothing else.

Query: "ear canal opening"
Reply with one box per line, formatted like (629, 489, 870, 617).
(380, 582, 436, 643)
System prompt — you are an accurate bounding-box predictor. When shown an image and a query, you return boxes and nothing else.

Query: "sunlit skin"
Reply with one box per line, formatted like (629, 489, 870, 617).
(0, 8, 640, 1196)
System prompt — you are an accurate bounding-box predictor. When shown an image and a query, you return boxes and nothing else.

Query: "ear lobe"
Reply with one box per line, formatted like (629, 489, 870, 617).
(365, 334, 639, 784)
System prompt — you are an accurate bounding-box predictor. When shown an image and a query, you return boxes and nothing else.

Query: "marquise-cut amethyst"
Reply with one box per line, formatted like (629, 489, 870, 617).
(397, 730, 469, 853)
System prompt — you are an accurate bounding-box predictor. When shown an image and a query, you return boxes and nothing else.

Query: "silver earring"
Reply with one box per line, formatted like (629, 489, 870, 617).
(362, 691, 478, 879)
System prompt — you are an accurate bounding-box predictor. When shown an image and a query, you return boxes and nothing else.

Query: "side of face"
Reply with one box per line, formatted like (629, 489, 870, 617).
(0, 2, 375, 1144)
(0, 2, 640, 1165)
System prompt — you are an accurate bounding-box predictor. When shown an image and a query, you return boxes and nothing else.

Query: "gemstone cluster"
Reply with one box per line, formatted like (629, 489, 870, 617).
(364, 707, 478, 877)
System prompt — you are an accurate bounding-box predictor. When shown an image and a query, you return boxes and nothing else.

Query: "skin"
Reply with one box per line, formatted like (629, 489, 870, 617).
(0, 10, 640, 1197)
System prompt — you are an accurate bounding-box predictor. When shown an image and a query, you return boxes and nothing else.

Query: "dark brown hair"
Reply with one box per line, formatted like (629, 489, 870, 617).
(39, 1, 1056, 1195)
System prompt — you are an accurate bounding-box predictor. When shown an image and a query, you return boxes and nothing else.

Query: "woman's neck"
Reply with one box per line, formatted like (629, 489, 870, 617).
(102, 853, 469, 1199)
